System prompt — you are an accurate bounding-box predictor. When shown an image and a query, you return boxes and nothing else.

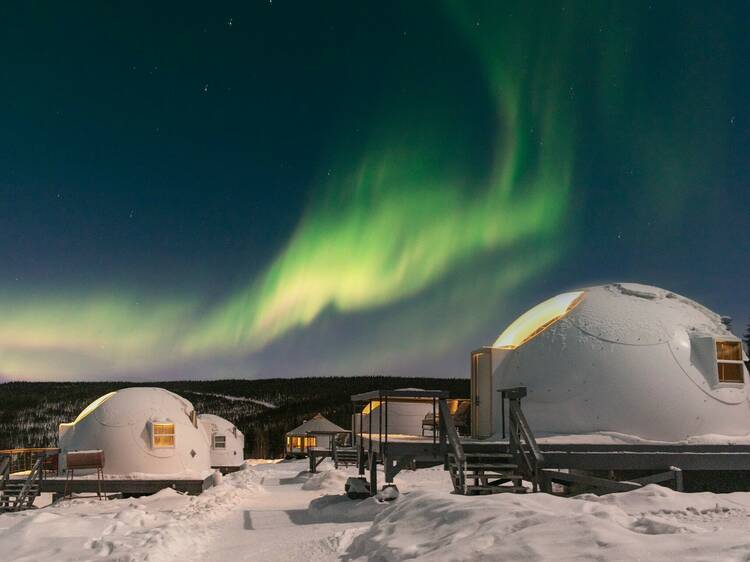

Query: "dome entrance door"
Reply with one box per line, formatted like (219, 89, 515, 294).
(471, 348, 493, 439)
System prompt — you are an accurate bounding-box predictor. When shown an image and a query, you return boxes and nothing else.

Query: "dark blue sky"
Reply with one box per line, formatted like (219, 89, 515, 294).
(0, 2, 748, 381)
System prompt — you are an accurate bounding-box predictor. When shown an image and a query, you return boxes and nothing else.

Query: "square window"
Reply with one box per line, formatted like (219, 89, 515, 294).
(718, 362, 744, 383)
(717, 341, 742, 361)
(151, 422, 175, 448)
(213, 434, 226, 449)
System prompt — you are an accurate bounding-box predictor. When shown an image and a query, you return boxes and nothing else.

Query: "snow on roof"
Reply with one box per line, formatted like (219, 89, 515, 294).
(493, 282, 735, 350)
(286, 413, 347, 436)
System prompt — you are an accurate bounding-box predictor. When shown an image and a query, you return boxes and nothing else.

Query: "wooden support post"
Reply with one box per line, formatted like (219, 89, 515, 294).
(309, 451, 316, 473)
(369, 452, 378, 496)
(358, 407, 365, 476)
(672, 466, 684, 492)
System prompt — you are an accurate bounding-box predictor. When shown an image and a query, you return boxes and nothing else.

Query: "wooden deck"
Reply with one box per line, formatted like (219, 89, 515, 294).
(350, 388, 750, 496)
(359, 434, 750, 470)
(40, 474, 215, 496)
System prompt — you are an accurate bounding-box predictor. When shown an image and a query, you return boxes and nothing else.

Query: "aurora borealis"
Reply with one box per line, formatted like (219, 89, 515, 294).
(1, 2, 748, 381)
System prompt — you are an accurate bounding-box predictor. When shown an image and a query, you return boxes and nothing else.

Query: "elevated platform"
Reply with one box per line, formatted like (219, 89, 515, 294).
(40, 474, 215, 496)
(349, 388, 750, 496)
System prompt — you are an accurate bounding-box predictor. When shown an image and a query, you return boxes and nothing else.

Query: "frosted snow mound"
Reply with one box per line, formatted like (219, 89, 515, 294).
(343, 486, 750, 561)
(0, 464, 265, 562)
(302, 468, 350, 491)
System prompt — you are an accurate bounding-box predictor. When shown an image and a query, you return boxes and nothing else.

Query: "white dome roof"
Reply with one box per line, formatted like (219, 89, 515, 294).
(59, 387, 211, 475)
(491, 283, 749, 441)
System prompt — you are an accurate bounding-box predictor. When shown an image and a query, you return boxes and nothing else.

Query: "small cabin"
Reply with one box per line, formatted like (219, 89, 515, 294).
(285, 414, 348, 457)
(198, 414, 245, 472)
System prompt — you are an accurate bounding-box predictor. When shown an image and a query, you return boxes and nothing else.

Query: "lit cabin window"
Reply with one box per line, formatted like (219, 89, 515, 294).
(151, 422, 176, 448)
(716, 340, 744, 383)
(287, 436, 316, 450)
(213, 434, 226, 449)
(494, 291, 585, 349)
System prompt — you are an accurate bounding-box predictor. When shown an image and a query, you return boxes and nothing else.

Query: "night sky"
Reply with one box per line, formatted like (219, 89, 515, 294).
(1, 2, 748, 381)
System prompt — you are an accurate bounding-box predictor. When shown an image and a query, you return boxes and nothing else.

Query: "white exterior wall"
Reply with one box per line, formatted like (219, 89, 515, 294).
(489, 283, 750, 442)
(198, 414, 245, 468)
(58, 387, 212, 475)
(354, 400, 435, 436)
(312, 433, 333, 449)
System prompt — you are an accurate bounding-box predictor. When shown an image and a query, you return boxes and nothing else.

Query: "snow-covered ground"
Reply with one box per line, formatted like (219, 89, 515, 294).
(5, 459, 750, 561)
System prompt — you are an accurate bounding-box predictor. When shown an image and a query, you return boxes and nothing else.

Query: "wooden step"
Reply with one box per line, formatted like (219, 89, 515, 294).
(449, 452, 513, 458)
(465, 485, 526, 495)
(463, 463, 518, 470)
(1, 484, 38, 491)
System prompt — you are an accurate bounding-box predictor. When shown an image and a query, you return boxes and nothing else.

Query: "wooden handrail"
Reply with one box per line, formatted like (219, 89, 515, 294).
(509, 402, 544, 466)
(13, 457, 42, 510)
(0, 448, 60, 456)
(500, 387, 544, 492)
(439, 399, 465, 493)
(0, 456, 9, 489)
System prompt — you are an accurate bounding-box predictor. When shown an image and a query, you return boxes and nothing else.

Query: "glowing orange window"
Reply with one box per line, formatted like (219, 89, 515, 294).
(716, 341, 744, 383)
(152, 422, 176, 448)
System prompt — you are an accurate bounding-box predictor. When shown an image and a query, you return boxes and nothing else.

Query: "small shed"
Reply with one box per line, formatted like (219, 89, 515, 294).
(285, 414, 347, 457)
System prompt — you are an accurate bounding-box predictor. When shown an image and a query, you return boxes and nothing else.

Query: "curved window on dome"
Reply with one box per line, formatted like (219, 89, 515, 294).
(716, 340, 744, 383)
(59, 391, 116, 429)
(493, 291, 585, 349)
(362, 400, 381, 415)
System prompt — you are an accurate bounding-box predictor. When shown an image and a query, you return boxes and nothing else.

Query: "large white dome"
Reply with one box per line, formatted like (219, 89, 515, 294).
(59, 387, 211, 475)
(491, 283, 749, 441)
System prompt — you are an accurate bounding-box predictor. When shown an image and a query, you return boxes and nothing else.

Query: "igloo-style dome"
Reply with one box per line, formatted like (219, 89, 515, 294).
(198, 413, 245, 468)
(58, 387, 211, 475)
(490, 283, 749, 442)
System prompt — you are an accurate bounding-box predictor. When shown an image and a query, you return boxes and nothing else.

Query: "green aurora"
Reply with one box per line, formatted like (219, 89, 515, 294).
(0, 2, 746, 380)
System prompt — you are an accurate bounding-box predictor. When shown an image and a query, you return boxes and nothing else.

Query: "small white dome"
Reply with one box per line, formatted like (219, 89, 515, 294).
(198, 413, 245, 468)
(491, 283, 749, 441)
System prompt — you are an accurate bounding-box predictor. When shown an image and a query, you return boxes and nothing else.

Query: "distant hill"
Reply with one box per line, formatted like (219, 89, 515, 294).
(0, 377, 469, 458)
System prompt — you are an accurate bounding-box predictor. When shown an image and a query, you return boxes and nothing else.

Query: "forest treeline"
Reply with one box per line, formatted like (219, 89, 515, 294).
(0, 377, 469, 458)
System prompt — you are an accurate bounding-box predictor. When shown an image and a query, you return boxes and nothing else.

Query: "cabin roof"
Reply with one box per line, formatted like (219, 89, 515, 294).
(351, 389, 450, 402)
(286, 413, 347, 436)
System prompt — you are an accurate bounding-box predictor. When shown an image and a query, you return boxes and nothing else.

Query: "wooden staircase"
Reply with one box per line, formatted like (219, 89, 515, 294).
(0, 478, 41, 512)
(333, 447, 358, 469)
(447, 450, 526, 495)
(440, 387, 544, 496)
(0, 448, 57, 513)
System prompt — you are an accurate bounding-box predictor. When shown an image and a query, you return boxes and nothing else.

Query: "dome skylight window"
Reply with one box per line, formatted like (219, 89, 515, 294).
(493, 291, 585, 349)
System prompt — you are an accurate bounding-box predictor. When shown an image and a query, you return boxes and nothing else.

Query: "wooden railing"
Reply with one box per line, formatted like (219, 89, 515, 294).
(439, 399, 465, 493)
(500, 387, 544, 492)
(0, 456, 9, 490)
(0, 448, 60, 476)
(0, 448, 58, 511)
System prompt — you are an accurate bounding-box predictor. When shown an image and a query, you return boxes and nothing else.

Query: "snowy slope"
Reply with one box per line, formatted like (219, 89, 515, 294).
(5, 459, 750, 561)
